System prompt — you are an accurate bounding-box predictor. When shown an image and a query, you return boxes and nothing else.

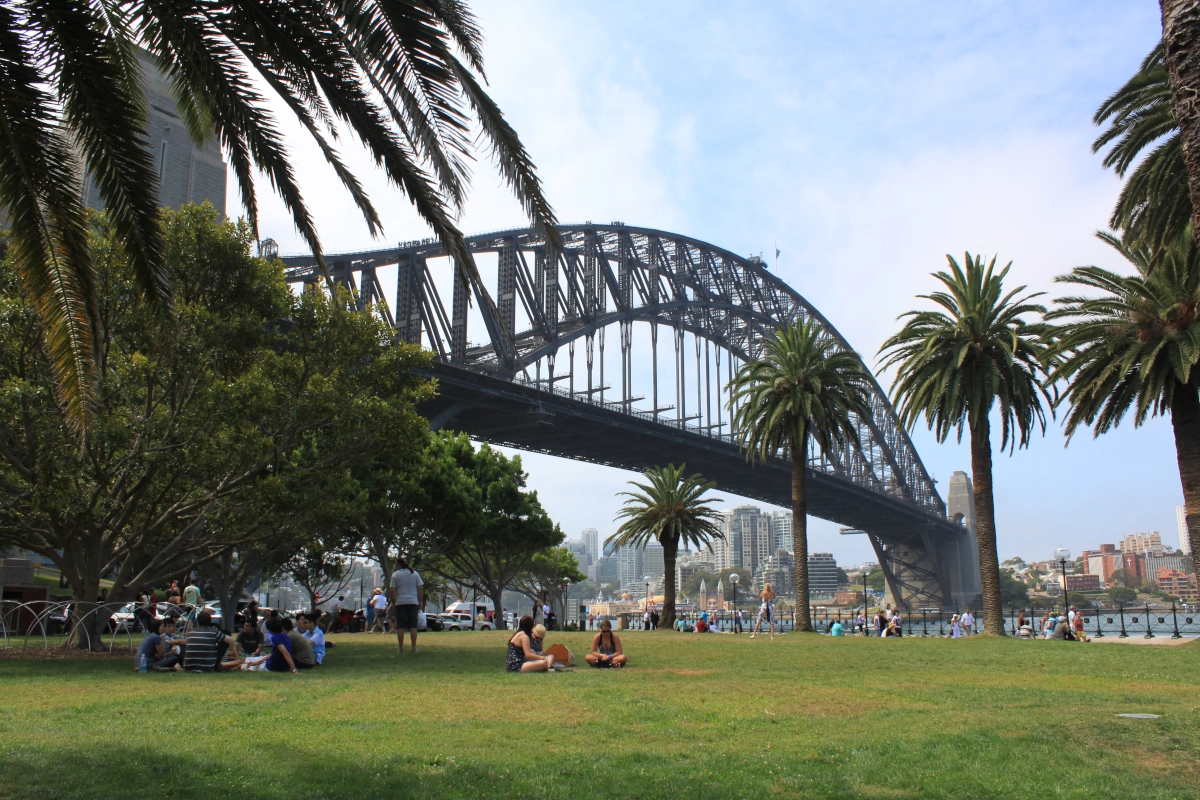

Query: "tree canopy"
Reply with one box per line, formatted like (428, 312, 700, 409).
(0, 205, 432, 636)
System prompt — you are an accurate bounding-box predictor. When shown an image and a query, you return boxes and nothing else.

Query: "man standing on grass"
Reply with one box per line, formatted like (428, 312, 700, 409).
(389, 556, 424, 654)
(961, 608, 975, 635)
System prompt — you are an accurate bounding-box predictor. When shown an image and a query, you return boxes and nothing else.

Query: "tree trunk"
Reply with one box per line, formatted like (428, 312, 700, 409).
(486, 584, 506, 629)
(660, 536, 679, 629)
(792, 438, 812, 632)
(970, 414, 1005, 636)
(1170, 382, 1200, 577)
(1161, 0, 1200, 233)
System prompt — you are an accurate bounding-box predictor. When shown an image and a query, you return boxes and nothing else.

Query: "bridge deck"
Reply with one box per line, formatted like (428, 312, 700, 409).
(425, 363, 962, 550)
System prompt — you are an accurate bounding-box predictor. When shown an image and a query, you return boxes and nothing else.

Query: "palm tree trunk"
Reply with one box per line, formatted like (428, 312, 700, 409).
(1161, 1, 1200, 232)
(661, 536, 679, 629)
(970, 414, 1004, 636)
(792, 438, 812, 632)
(1170, 382, 1200, 577)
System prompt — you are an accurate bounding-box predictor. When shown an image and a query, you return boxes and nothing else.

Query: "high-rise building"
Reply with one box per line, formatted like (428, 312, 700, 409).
(1120, 532, 1163, 557)
(807, 553, 839, 597)
(581, 528, 600, 561)
(643, 544, 665, 579)
(566, 540, 592, 573)
(769, 511, 793, 554)
(1176, 507, 1191, 555)
(706, 533, 730, 571)
(716, 506, 773, 574)
(597, 556, 620, 585)
(619, 545, 644, 590)
(756, 548, 795, 596)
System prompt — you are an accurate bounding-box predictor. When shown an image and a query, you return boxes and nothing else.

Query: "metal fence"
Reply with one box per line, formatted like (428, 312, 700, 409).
(0, 599, 206, 654)
(585, 603, 1200, 638)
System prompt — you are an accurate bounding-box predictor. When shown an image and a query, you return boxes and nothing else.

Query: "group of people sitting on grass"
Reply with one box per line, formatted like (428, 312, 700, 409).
(134, 609, 327, 674)
(505, 615, 628, 672)
(1014, 607, 1088, 641)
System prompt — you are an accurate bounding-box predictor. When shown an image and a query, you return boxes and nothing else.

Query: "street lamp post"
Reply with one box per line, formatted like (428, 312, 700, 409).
(1055, 547, 1072, 619)
(562, 577, 572, 630)
(729, 573, 740, 633)
(643, 575, 652, 629)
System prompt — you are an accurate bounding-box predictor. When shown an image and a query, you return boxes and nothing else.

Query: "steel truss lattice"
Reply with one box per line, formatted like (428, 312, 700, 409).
(283, 224, 976, 610)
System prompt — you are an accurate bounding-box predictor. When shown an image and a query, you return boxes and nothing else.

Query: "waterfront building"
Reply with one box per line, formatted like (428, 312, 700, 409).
(619, 546, 644, 591)
(1155, 568, 1199, 599)
(769, 511, 793, 554)
(807, 553, 839, 598)
(1145, 554, 1192, 578)
(644, 544, 665, 580)
(1065, 574, 1100, 592)
(755, 548, 795, 596)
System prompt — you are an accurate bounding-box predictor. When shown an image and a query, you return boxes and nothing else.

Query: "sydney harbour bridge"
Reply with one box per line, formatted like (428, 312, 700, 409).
(282, 224, 980, 610)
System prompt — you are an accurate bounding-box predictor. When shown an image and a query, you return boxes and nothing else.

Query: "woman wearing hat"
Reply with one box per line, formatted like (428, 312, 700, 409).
(369, 588, 389, 633)
(505, 616, 555, 672)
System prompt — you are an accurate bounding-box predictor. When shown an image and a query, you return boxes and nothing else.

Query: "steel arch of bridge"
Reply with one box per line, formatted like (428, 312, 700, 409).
(282, 224, 979, 610)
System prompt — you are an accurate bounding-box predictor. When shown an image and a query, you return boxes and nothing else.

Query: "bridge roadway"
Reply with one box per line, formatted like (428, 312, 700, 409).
(424, 361, 976, 609)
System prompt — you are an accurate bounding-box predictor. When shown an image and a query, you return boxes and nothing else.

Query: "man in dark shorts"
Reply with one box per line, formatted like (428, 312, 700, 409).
(388, 557, 424, 654)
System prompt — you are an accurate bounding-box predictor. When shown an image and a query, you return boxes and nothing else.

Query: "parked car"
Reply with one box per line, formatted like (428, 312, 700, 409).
(438, 612, 493, 631)
(422, 614, 444, 632)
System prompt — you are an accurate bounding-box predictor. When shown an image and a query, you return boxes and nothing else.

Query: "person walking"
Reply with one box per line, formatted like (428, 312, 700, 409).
(961, 608, 976, 635)
(950, 613, 962, 638)
(388, 558, 424, 654)
(750, 583, 777, 640)
(369, 589, 389, 633)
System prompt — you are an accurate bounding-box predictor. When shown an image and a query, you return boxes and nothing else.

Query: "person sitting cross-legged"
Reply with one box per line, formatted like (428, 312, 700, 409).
(242, 617, 300, 673)
(182, 611, 234, 672)
(297, 612, 326, 665)
(235, 619, 263, 659)
(281, 618, 317, 669)
(585, 619, 627, 668)
(134, 619, 180, 672)
(505, 615, 555, 673)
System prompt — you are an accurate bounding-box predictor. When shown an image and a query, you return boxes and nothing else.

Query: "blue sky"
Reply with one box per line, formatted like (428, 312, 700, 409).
(247, 2, 1180, 566)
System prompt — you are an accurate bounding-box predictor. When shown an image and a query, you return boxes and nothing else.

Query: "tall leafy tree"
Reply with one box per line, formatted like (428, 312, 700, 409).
(440, 444, 562, 629)
(1046, 228, 1200, 577)
(0, 205, 431, 645)
(879, 254, 1050, 636)
(0, 0, 557, 431)
(606, 464, 722, 630)
(729, 320, 873, 632)
(1093, 43, 1190, 252)
(512, 547, 587, 627)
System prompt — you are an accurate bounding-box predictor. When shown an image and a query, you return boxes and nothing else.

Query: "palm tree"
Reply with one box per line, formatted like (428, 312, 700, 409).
(1047, 228, 1200, 577)
(1160, 3, 1200, 237)
(0, 1, 557, 431)
(1093, 43, 1190, 252)
(879, 254, 1050, 637)
(608, 464, 723, 630)
(728, 319, 874, 633)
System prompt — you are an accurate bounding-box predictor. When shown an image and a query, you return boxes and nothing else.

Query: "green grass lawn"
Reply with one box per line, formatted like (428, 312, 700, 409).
(1, 631, 1198, 799)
